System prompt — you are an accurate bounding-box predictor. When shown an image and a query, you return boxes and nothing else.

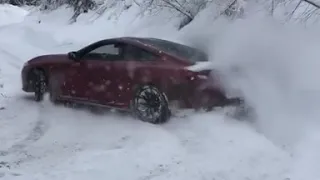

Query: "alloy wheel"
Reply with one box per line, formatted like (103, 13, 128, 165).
(133, 85, 170, 124)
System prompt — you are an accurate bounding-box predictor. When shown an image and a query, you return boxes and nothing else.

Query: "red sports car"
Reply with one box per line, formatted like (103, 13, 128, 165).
(21, 37, 243, 124)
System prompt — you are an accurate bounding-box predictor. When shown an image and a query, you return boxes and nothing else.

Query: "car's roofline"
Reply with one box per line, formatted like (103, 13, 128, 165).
(121, 37, 196, 63)
(79, 37, 203, 65)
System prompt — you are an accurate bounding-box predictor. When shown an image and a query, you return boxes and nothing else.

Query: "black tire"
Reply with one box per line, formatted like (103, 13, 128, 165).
(33, 69, 47, 102)
(131, 85, 171, 124)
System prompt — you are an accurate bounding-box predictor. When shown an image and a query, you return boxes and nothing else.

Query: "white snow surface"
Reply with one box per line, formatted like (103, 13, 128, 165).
(0, 4, 28, 26)
(1, 4, 320, 180)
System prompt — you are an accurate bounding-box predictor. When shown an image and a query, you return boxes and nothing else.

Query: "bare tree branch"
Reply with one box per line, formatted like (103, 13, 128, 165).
(303, 0, 320, 9)
(270, 0, 275, 16)
(162, 0, 193, 20)
(287, 0, 303, 20)
(132, 0, 141, 6)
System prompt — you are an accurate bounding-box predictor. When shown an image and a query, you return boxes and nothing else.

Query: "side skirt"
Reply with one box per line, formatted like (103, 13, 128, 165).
(57, 95, 131, 112)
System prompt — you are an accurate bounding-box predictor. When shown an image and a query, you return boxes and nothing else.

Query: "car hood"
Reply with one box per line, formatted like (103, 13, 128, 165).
(27, 54, 69, 64)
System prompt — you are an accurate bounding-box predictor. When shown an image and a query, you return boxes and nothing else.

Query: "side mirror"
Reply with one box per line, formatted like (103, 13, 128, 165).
(68, 51, 79, 61)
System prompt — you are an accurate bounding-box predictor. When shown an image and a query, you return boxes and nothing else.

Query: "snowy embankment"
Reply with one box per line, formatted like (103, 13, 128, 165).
(1, 3, 320, 180)
(0, 4, 28, 26)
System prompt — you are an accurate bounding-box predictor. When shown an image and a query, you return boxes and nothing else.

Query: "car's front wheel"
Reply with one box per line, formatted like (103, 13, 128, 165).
(131, 85, 171, 124)
(33, 69, 47, 102)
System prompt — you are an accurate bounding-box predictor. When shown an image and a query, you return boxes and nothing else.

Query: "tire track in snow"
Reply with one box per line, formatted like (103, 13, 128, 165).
(0, 22, 56, 167)
(2, 113, 48, 155)
(0, 23, 67, 171)
(0, 98, 50, 173)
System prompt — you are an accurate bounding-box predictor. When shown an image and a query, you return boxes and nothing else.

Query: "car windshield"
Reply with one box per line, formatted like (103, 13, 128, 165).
(136, 38, 208, 63)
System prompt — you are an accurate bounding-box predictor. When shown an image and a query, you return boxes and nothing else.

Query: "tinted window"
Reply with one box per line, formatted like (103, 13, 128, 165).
(91, 44, 120, 55)
(124, 44, 158, 61)
(136, 38, 208, 63)
(83, 43, 123, 60)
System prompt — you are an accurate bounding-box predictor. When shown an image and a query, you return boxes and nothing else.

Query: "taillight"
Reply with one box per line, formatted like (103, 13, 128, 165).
(186, 69, 224, 91)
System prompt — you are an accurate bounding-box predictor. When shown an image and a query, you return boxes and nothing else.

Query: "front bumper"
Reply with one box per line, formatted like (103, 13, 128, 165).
(21, 64, 33, 92)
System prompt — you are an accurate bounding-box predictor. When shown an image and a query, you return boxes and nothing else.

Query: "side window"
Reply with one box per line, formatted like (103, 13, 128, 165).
(90, 44, 119, 55)
(83, 43, 123, 61)
(124, 45, 158, 61)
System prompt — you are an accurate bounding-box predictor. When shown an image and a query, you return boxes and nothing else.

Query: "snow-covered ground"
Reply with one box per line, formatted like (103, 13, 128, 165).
(0, 4, 28, 26)
(1, 3, 320, 180)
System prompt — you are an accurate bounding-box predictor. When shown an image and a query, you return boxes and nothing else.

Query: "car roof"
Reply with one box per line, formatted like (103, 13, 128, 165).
(88, 36, 208, 63)
(119, 37, 208, 63)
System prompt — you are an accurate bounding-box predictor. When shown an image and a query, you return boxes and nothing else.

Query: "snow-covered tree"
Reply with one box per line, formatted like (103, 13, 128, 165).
(134, 0, 211, 29)
(0, 0, 40, 5)
(2, 0, 320, 25)
(134, 0, 247, 29)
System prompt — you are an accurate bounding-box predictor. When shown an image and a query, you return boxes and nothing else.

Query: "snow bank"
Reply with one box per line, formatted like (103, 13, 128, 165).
(0, 4, 28, 26)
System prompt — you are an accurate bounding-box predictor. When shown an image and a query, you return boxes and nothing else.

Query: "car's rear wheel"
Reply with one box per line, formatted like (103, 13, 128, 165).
(131, 85, 171, 124)
(33, 69, 47, 102)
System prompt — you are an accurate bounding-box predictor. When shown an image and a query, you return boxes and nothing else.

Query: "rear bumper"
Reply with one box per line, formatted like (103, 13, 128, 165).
(167, 81, 243, 109)
(191, 86, 244, 110)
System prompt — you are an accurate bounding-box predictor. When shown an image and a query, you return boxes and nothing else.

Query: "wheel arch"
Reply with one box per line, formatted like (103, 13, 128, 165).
(27, 67, 48, 87)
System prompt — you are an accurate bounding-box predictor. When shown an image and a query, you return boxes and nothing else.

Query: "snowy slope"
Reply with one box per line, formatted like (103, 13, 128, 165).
(1, 3, 320, 180)
(0, 4, 28, 26)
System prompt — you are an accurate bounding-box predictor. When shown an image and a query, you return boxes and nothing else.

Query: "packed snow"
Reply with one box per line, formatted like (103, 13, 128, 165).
(1, 3, 320, 180)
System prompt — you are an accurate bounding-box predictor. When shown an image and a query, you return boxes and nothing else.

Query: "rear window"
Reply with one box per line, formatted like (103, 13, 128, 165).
(136, 38, 208, 63)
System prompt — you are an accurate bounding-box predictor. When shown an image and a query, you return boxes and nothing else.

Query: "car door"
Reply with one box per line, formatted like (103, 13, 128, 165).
(63, 61, 90, 100)
(111, 43, 161, 107)
(79, 41, 124, 106)
(49, 60, 88, 101)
